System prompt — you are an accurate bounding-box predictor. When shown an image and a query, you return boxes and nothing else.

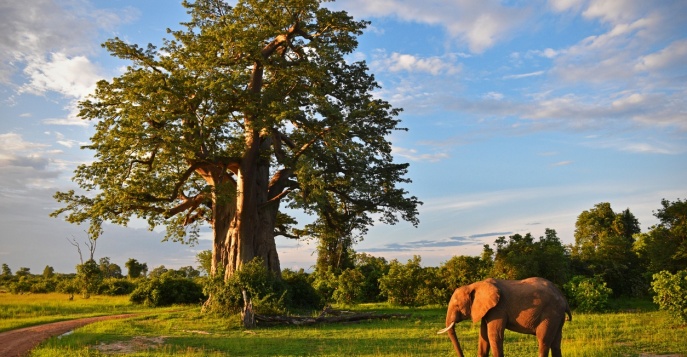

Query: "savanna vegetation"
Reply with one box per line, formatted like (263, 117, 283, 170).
(3, 0, 684, 354)
(4, 199, 687, 320)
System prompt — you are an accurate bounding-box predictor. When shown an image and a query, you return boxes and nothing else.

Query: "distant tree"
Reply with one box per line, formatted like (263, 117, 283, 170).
(492, 233, 539, 280)
(440, 255, 486, 291)
(353, 253, 389, 302)
(149, 265, 169, 279)
(484, 229, 570, 286)
(98, 257, 123, 278)
(76, 259, 103, 298)
(125, 258, 148, 279)
(635, 198, 687, 275)
(196, 250, 212, 276)
(178, 266, 201, 279)
(51, 0, 420, 283)
(42, 265, 55, 279)
(536, 229, 571, 286)
(16, 267, 31, 277)
(1, 263, 12, 280)
(572, 202, 642, 296)
(315, 230, 355, 276)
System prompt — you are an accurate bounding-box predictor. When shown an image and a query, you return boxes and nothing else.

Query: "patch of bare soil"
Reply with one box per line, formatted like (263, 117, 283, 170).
(0, 314, 135, 357)
(93, 336, 166, 354)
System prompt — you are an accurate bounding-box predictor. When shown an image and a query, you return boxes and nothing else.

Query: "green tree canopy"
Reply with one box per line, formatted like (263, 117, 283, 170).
(572, 202, 642, 296)
(52, 0, 420, 281)
(489, 229, 570, 285)
(125, 258, 148, 279)
(635, 198, 687, 275)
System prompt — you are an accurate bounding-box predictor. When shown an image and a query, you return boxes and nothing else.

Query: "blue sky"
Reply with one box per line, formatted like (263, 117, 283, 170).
(1, 0, 686, 274)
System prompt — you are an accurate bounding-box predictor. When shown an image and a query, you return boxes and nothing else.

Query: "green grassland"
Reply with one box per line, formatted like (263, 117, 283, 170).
(0, 293, 162, 332)
(3, 294, 684, 357)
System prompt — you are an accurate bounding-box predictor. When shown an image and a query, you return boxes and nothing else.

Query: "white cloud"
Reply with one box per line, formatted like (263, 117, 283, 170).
(374, 52, 462, 75)
(548, 0, 586, 12)
(635, 39, 687, 72)
(503, 71, 545, 80)
(19, 52, 101, 98)
(392, 146, 450, 162)
(329, 0, 531, 53)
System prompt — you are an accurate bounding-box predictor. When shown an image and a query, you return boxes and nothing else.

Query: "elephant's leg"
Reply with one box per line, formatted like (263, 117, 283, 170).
(486, 320, 505, 357)
(536, 320, 562, 357)
(478, 320, 490, 357)
(550, 318, 565, 357)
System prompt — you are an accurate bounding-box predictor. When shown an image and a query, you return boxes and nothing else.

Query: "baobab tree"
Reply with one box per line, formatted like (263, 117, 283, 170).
(52, 0, 420, 281)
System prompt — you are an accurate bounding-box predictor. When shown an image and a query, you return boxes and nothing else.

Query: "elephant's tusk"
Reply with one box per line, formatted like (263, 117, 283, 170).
(437, 321, 455, 334)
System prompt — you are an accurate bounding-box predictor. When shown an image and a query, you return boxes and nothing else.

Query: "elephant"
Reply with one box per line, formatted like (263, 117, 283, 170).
(437, 277, 571, 357)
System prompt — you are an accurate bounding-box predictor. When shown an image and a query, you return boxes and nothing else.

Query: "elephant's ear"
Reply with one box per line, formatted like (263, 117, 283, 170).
(470, 279, 500, 323)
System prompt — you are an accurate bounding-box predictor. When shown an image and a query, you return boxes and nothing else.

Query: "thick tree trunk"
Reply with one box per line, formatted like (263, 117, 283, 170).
(223, 133, 281, 280)
(210, 192, 233, 277)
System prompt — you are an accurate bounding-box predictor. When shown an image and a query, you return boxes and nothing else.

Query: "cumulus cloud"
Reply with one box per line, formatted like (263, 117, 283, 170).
(20, 52, 101, 98)
(1, 0, 137, 103)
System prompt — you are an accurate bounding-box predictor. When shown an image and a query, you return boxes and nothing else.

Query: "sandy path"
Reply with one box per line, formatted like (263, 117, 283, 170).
(0, 314, 135, 357)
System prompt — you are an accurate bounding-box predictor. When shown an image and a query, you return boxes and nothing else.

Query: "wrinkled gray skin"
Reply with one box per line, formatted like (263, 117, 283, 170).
(438, 277, 572, 357)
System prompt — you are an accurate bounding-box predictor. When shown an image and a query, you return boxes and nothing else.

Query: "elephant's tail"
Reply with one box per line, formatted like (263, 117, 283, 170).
(565, 306, 572, 322)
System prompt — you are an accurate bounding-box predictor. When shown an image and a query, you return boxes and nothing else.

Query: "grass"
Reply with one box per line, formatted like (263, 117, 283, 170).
(0, 292, 164, 332)
(2, 294, 684, 356)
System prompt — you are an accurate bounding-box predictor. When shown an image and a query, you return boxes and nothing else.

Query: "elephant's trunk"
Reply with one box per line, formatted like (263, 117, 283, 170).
(437, 321, 464, 357)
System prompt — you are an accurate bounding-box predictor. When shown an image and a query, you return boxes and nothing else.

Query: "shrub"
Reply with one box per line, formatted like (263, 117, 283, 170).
(130, 272, 205, 307)
(8, 276, 32, 294)
(202, 258, 288, 316)
(564, 275, 613, 312)
(332, 268, 364, 306)
(282, 269, 324, 310)
(651, 270, 687, 323)
(379, 256, 425, 306)
(98, 278, 137, 295)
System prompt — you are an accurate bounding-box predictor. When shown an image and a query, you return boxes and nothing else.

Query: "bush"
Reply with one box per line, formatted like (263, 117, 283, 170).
(379, 256, 425, 306)
(564, 275, 613, 312)
(130, 272, 205, 307)
(332, 268, 364, 306)
(651, 270, 687, 323)
(282, 269, 324, 310)
(98, 278, 137, 296)
(202, 258, 288, 316)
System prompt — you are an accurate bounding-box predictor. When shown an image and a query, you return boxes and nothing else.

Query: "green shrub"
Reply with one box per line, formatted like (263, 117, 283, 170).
(130, 272, 205, 307)
(282, 269, 324, 310)
(651, 270, 687, 323)
(8, 276, 32, 294)
(332, 268, 364, 306)
(98, 278, 137, 295)
(202, 258, 288, 316)
(379, 256, 425, 306)
(564, 275, 613, 312)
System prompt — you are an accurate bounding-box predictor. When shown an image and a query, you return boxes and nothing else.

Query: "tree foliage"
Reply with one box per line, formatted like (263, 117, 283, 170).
(51, 0, 420, 282)
(490, 229, 570, 286)
(635, 199, 687, 275)
(572, 202, 642, 296)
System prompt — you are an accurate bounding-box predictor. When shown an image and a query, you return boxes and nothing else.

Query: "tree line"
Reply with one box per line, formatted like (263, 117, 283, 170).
(3, 198, 686, 321)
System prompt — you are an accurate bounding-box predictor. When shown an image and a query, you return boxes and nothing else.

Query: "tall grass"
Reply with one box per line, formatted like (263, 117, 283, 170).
(24, 301, 686, 356)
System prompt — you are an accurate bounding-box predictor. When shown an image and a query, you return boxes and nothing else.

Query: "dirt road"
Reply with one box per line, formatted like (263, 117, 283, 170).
(0, 314, 135, 357)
